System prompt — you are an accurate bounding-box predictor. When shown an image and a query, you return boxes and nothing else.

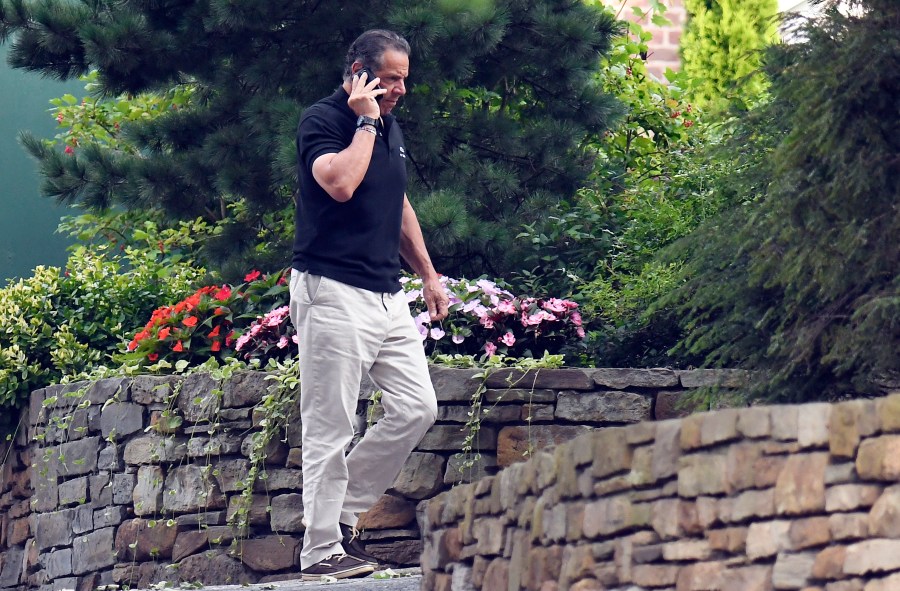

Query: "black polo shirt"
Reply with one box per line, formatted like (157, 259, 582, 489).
(293, 87, 408, 293)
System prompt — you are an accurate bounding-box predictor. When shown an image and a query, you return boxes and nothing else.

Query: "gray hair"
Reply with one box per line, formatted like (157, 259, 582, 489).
(343, 29, 410, 79)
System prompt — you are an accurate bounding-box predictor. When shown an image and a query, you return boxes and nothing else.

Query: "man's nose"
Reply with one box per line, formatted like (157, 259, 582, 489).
(395, 80, 406, 95)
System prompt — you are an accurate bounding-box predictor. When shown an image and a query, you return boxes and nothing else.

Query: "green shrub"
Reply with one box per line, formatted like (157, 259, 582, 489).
(660, 0, 900, 401)
(0, 234, 204, 434)
(513, 2, 737, 366)
(681, 0, 779, 111)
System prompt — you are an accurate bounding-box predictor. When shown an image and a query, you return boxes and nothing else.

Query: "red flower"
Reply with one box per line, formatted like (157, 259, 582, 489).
(214, 286, 232, 301)
(64, 146, 74, 155)
(209, 325, 221, 337)
(173, 341, 184, 352)
(225, 331, 235, 347)
(148, 353, 159, 362)
(277, 275, 288, 285)
(244, 270, 262, 282)
(157, 327, 171, 340)
(182, 316, 198, 327)
(211, 341, 222, 352)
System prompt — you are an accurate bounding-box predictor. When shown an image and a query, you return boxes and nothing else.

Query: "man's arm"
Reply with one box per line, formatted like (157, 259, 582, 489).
(311, 130, 375, 202)
(400, 194, 449, 321)
(311, 73, 383, 202)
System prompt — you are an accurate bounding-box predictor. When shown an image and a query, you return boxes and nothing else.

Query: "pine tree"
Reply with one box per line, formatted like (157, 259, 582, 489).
(660, 0, 900, 401)
(0, 0, 621, 280)
(681, 0, 779, 110)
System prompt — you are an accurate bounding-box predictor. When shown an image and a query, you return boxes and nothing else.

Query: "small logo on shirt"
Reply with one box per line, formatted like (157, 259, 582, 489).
(399, 146, 407, 159)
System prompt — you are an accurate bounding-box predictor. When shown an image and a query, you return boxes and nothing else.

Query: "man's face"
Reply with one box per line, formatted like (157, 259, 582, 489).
(374, 49, 409, 116)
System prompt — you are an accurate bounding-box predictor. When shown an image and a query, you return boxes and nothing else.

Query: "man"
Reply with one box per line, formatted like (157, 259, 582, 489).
(289, 29, 449, 580)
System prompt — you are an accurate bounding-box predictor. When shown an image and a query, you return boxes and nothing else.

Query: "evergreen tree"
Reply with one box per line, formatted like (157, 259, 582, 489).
(0, 0, 620, 281)
(681, 0, 779, 110)
(660, 0, 900, 401)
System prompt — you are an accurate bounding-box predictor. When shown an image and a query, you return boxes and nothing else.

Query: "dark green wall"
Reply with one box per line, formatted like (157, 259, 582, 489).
(0, 44, 82, 284)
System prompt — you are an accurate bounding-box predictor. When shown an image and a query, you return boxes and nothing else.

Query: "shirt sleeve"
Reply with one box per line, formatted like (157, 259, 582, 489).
(297, 106, 348, 174)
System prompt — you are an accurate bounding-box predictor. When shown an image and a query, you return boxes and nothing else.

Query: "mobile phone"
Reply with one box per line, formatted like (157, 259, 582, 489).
(355, 67, 383, 102)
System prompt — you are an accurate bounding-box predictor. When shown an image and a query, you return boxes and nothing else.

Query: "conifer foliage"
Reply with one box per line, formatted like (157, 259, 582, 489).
(662, 0, 900, 401)
(680, 0, 778, 109)
(0, 0, 620, 278)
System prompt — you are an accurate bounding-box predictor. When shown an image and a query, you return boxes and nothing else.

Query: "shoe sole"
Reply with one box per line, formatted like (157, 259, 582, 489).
(300, 563, 375, 581)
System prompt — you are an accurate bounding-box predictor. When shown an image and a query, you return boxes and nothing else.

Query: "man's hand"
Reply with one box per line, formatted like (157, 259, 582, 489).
(348, 71, 385, 118)
(423, 279, 449, 322)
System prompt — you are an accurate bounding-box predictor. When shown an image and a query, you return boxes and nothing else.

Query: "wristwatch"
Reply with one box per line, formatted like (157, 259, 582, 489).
(356, 115, 377, 129)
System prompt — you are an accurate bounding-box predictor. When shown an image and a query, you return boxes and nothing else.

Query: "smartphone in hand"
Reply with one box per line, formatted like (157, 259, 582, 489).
(355, 67, 383, 102)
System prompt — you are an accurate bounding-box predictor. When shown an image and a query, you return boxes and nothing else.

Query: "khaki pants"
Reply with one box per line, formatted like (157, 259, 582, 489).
(289, 270, 437, 569)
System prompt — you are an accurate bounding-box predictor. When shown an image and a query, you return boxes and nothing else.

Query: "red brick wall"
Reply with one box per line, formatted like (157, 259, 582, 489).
(614, 0, 686, 80)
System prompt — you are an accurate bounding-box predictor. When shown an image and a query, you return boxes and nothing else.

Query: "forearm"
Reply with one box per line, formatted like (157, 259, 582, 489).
(311, 129, 376, 202)
(399, 195, 439, 282)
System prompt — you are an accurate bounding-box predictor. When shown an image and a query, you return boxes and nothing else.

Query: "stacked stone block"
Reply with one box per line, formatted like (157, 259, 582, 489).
(422, 392, 900, 590)
(1, 366, 740, 590)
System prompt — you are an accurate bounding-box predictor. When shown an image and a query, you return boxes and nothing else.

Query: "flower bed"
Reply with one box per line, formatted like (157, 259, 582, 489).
(122, 272, 586, 371)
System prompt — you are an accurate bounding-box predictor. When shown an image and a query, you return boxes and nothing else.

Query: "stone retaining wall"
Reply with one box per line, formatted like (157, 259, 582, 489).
(421, 393, 900, 591)
(0, 366, 744, 591)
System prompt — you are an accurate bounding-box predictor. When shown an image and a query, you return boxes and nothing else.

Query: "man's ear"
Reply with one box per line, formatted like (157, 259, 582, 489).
(351, 61, 364, 76)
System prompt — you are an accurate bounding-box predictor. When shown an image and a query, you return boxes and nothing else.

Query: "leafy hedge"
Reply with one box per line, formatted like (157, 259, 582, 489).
(0, 238, 204, 434)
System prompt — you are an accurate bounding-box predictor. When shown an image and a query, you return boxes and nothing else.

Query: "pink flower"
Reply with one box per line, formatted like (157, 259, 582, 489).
(543, 298, 567, 313)
(463, 300, 484, 314)
(521, 313, 544, 327)
(406, 289, 422, 303)
(452, 334, 465, 344)
(64, 145, 74, 155)
(235, 333, 252, 350)
(484, 341, 497, 357)
(576, 327, 586, 339)
(500, 332, 516, 347)
(571, 312, 583, 327)
(292, 335, 300, 344)
(430, 327, 446, 340)
(277, 336, 289, 349)
(263, 306, 289, 327)
(56, 113, 64, 123)
(476, 279, 500, 296)
(496, 300, 516, 315)
(480, 316, 495, 329)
